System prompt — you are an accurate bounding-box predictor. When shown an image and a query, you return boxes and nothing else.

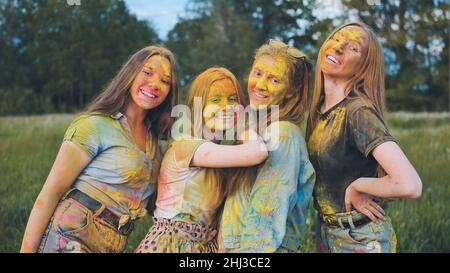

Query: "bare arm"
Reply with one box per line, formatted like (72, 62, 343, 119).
(345, 141, 422, 222)
(191, 130, 268, 168)
(349, 141, 422, 199)
(20, 141, 91, 253)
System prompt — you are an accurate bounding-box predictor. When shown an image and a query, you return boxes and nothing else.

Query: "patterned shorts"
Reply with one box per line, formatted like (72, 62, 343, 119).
(317, 215, 397, 253)
(135, 217, 218, 253)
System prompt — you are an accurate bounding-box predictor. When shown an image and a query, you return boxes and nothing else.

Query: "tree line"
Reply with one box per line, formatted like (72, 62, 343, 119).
(0, 0, 448, 115)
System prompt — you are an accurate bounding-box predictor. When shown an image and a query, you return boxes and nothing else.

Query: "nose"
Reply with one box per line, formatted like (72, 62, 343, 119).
(255, 77, 268, 91)
(217, 100, 227, 109)
(224, 103, 235, 113)
(333, 42, 345, 54)
(147, 81, 160, 91)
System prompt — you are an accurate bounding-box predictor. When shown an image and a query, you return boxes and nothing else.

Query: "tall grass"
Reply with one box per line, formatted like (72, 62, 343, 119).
(0, 113, 449, 252)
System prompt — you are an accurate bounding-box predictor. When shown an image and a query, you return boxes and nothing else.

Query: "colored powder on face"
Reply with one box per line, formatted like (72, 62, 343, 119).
(338, 27, 365, 46)
(248, 55, 290, 105)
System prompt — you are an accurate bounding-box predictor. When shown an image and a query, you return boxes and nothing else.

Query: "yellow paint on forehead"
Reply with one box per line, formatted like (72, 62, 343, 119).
(253, 54, 289, 78)
(145, 55, 171, 78)
(336, 26, 366, 45)
(209, 78, 236, 98)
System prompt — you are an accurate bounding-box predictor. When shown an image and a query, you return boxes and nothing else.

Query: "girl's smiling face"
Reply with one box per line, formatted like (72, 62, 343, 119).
(248, 54, 290, 108)
(130, 54, 172, 110)
(203, 78, 239, 132)
(320, 26, 368, 80)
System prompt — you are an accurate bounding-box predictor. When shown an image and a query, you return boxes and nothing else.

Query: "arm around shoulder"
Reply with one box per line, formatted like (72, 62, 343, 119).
(191, 139, 268, 168)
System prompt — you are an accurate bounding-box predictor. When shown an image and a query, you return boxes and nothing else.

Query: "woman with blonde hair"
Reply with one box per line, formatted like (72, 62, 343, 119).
(219, 39, 316, 253)
(306, 22, 422, 253)
(21, 45, 178, 253)
(135, 67, 268, 253)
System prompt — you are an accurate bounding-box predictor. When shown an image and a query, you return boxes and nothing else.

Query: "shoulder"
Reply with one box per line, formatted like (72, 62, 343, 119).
(71, 113, 113, 126)
(345, 97, 387, 128)
(168, 136, 209, 154)
(345, 97, 377, 116)
(71, 113, 119, 130)
(265, 121, 307, 150)
(268, 121, 302, 138)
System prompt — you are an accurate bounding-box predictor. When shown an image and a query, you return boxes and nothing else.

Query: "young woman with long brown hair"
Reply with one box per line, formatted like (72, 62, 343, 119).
(21, 45, 178, 253)
(135, 67, 268, 253)
(306, 22, 422, 253)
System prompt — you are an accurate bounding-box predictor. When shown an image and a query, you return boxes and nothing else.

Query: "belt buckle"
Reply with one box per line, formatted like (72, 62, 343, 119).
(321, 214, 335, 226)
(118, 221, 134, 236)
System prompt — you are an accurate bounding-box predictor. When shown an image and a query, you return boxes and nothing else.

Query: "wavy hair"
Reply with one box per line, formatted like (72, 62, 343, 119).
(86, 45, 179, 140)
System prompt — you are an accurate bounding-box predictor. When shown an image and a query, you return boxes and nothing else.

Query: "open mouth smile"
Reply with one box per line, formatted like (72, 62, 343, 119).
(139, 87, 159, 100)
(251, 90, 268, 100)
(326, 54, 342, 65)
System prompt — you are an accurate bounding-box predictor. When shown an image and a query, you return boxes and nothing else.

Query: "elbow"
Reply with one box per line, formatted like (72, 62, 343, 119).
(255, 149, 269, 164)
(248, 149, 268, 166)
(402, 176, 423, 199)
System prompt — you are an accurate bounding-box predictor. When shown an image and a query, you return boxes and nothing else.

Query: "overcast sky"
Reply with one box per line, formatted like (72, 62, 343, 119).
(124, 0, 344, 40)
(124, 0, 190, 39)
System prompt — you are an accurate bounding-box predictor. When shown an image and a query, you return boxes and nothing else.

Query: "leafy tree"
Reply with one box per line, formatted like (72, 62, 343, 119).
(0, 0, 160, 114)
(341, 0, 449, 111)
(166, 0, 260, 102)
(167, 0, 331, 101)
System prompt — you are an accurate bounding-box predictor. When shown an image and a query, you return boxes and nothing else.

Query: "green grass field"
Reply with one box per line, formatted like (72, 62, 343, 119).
(0, 113, 449, 253)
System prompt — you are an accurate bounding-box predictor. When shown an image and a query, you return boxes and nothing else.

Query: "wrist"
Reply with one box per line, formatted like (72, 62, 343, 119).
(349, 178, 364, 192)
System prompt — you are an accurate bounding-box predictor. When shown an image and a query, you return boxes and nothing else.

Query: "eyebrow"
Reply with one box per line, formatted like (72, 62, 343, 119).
(268, 72, 283, 78)
(253, 66, 283, 78)
(143, 65, 172, 79)
(334, 32, 365, 49)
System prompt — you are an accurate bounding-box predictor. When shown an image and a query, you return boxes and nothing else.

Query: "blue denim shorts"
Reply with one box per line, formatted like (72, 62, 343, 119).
(38, 198, 128, 253)
(317, 215, 397, 253)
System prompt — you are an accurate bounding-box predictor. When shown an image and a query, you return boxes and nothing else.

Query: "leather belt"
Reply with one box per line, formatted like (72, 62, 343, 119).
(65, 189, 134, 236)
(320, 201, 388, 229)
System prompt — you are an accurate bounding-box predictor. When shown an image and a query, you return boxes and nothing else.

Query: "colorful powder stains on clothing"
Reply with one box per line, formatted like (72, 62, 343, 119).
(64, 113, 161, 221)
(307, 97, 395, 216)
(137, 137, 225, 252)
(318, 216, 397, 253)
(307, 105, 346, 155)
(219, 121, 316, 253)
(153, 137, 223, 227)
(38, 198, 128, 253)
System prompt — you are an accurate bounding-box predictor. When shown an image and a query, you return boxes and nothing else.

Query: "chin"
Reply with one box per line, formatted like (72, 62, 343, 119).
(249, 100, 262, 107)
(140, 101, 162, 111)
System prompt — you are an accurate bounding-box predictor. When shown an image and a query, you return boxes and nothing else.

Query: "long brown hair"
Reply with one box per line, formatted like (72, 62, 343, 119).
(186, 67, 247, 198)
(307, 22, 387, 176)
(86, 45, 179, 139)
(252, 40, 311, 125)
(308, 22, 386, 135)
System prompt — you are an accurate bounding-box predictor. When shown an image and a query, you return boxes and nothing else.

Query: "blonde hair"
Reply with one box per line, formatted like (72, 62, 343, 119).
(87, 45, 179, 139)
(252, 41, 310, 125)
(226, 41, 312, 197)
(308, 22, 386, 132)
(186, 67, 247, 198)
